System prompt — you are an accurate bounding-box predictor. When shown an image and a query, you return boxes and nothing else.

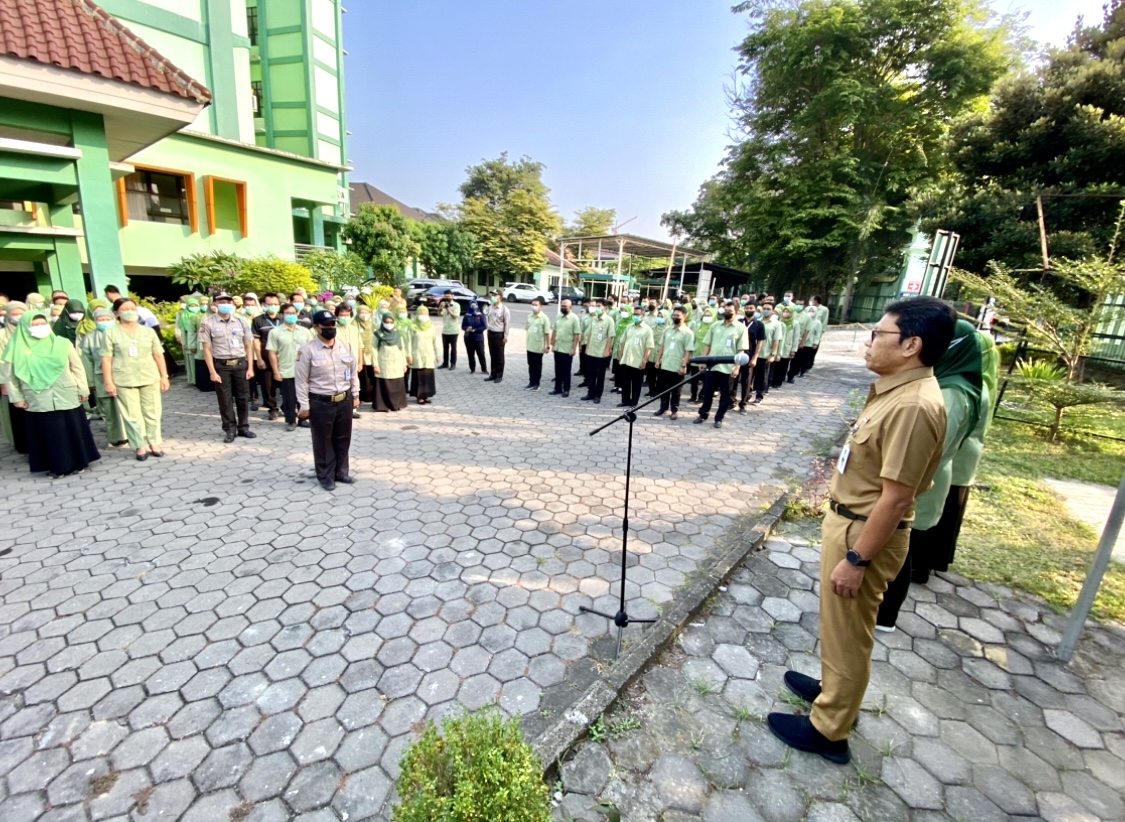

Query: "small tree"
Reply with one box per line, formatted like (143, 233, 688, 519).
(302, 249, 370, 291)
(343, 204, 420, 287)
(415, 221, 477, 280)
(230, 256, 318, 298)
(168, 251, 243, 293)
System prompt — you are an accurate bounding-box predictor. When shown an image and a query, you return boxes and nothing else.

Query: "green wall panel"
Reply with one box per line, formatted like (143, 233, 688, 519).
(268, 63, 307, 102)
(273, 108, 309, 131)
(267, 31, 305, 58)
(272, 136, 310, 155)
(213, 180, 241, 231)
(269, 0, 302, 28)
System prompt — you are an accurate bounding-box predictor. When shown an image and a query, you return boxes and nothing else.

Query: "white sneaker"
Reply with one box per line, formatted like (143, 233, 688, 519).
(875, 625, 896, 634)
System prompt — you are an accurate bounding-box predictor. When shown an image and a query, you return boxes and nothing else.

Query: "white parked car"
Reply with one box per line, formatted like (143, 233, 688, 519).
(502, 283, 555, 303)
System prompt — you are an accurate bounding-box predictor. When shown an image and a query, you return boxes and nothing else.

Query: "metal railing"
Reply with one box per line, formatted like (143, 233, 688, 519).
(294, 244, 334, 261)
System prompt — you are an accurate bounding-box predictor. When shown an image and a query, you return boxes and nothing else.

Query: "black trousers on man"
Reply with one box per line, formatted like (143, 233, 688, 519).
(214, 359, 250, 433)
(310, 392, 353, 484)
(487, 330, 505, 380)
(735, 364, 753, 408)
(280, 378, 298, 425)
(527, 351, 543, 388)
(619, 364, 644, 406)
(656, 369, 684, 414)
(772, 357, 790, 388)
(586, 355, 609, 401)
(257, 366, 279, 414)
(576, 344, 587, 376)
(464, 334, 486, 374)
(441, 334, 458, 368)
(752, 359, 770, 402)
(697, 369, 733, 423)
(553, 352, 573, 394)
(644, 361, 659, 395)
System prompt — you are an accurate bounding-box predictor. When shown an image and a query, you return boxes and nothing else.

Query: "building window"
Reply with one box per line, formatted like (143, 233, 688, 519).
(247, 6, 259, 46)
(117, 168, 197, 232)
(204, 176, 248, 237)
(251, 80, 263, 114)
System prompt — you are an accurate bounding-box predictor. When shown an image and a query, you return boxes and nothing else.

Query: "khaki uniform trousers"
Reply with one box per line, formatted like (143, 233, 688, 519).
(96, 374, 126, 444)
(116, 382, 163, 449)
(811, 510, 909, 741)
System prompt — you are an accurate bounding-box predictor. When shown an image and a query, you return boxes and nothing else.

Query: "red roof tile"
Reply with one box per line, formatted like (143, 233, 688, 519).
(0, 0, 211, 104)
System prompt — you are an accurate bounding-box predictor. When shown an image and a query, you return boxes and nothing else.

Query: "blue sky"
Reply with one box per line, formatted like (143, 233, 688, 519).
(342, 0, 1108, 240)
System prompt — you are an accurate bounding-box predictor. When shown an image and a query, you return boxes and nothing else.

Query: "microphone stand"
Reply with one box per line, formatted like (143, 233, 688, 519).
(581, 361, 724, 659)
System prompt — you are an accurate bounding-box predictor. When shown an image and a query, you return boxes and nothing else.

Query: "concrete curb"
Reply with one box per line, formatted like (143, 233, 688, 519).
(531, 489, 794, 769)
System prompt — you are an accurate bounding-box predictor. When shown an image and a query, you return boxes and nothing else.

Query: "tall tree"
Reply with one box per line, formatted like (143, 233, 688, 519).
(663, 0, 1010, 309)
(565, 207, 617, 237)
(919, 1, 1125, 275)
(414, 221, 478, 280)
(342, 204, 420, 287)
(457, 153, 561, 281)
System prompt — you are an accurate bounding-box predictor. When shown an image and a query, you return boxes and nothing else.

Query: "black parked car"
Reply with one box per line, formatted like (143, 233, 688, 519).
(549, 285, 586, 305)
(413, 285, 482, 314)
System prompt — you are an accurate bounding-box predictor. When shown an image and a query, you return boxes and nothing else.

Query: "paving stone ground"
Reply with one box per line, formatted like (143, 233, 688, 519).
(554, 519, 1125, 822)
(1044, 477, 1125, 564)
(0, 328, 866, 820)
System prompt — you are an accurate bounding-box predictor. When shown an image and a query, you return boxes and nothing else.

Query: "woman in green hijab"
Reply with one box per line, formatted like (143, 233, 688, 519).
(2, 310, 100, 477)
(79, 307, 127, 446)
(371, 312, 408, 412)
(771, 307, 795, 388)
(878, 318, 984, 629)
(175, 296, 201, 386)
(0, 300, 29, 452)
(53, 298, 85, 344)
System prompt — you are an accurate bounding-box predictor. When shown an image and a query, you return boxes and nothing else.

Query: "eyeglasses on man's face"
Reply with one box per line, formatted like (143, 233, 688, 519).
(869, 328, 901, 343)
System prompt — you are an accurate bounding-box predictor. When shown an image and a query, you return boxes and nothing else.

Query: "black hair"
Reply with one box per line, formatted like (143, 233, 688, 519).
(262, 293, 279, 302)
(289, 293, 303, 302)
(599, 298, 611, 307)
(104, 285, 121, 295)
(884, 297, 956, 367)
(335, 303, 352, 317)
(443, 289, 453, 295)
(112, 297, 133, 312)
(811, 295, 823, 305)
(280, 303, 295, 313)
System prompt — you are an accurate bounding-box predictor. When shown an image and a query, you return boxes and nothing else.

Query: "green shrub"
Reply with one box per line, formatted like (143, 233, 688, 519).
(168, 251, 242, 293)
(360, 285, 395, 310)
(1015, 356, 1065, 381)
(230, 256, 318, 298)
(392, 708, 550, 822)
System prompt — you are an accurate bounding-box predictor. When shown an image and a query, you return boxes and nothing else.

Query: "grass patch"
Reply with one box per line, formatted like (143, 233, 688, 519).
(954, 419, 1125, 622)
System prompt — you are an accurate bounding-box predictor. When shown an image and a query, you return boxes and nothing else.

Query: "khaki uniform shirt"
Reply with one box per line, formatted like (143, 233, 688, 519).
(583, 315, 616, 359)
(103, 325, 164, 387)
(657, 325, 695, 373)
(440, 301, 461, 335)
(295, 337, 361, 411)
(829, 366, 947, 522)
(7, 344, 87, 412)
(553, 313, 582, 354)
(526, 313, 551, 354)
(701, 321, 749, 374)
(199, 314, 252, 360)
(411, 321, 441, 369)
(618, 323, 654, 369)
(266, 324, 314, 379)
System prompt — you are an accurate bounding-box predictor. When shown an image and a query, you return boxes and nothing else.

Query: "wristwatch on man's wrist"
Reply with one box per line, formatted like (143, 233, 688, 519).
(846, 550, 871, 568)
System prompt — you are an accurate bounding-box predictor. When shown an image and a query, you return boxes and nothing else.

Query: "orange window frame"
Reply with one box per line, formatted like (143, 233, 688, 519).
(203, 176, 248, 237)
(115, 165, 199, 233)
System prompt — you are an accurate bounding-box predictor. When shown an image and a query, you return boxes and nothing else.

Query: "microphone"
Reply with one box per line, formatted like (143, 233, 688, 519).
(689, 353, 751, 367)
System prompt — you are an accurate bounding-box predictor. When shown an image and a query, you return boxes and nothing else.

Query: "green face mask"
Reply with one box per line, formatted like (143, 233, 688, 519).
(265, 304, 280, 315)
(187, 305, 200, 314)
(338, 316, 352, 326)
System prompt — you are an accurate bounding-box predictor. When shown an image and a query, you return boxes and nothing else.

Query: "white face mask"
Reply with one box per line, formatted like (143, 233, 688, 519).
(383, 322, 395, 331)
(29, 325, 52, 339)
(68, 312, 84, 321)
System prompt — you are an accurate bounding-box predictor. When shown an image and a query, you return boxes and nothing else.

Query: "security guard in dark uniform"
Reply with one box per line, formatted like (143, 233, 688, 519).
(295, 310, 360, 491)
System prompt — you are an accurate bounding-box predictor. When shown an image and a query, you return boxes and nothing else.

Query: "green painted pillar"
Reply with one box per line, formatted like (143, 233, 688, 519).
(69, 111, 124, 297)
(205, 0, 241, 140)
(47, 203, 87, 297)
(311, 207, 325, 247)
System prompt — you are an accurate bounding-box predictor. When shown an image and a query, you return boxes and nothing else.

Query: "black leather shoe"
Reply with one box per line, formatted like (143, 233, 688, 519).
(223, 431, 236, 443)
(653, 409, 665, 416)
(693, 416, 705, 424)
(494, 378, 502, 384)
(562, 391, 569, 398)
(335, 476, 356, 484)
(714, 420, 723, 428)
(549, 390, 562, 395)
(319, 480, 336, 491)
(297, 420, 311, 429)
(580, 395, 594, 401)
(784, 670, 822, 703)
(238, 430, 256, 439)
(767, 713, 849, 764)
(484, 377, 496, 382)
(577, 382, 589, 388)
(438, 364, 448, 369)
(593, 397, 601, 404)
(616, 402, 630, 408)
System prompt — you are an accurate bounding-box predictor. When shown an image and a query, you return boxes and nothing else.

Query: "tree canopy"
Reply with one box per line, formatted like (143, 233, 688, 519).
(414, 221, 477, 281)
(342, 203, 420, 287)
(565, 207, 617, 237)
(457, 153, 561, 279)
(663, 0, 1010, 304)
(919, 0, 1125, 275)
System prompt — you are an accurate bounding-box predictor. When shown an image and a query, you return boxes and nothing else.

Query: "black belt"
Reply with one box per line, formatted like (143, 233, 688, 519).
(310, 391, 351, 403)
(220, 358, 246, 367)
(829, 499, 910, 530)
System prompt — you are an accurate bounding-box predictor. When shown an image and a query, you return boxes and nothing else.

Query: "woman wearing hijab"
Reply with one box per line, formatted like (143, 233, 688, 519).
(3, 310, 100, 477)
(53, 298, 85, 345)
(877, 318, 984, 630)
(79, 307, 127, 447)
(356, 302, 375, 403)
(176, 296, 201, 386)
(371, 312, 409, 412)
(74, 298, 107, 419)
(409, 306, 440, 404)
(771, 307, 795, 388)
(335, 302, 364, 419)
(26, 293, 46, 312)
(0, 301, 29, 452)
(688, 307, 716, 403)
(102, 299, 170, 460)
(461, 301, 487, 375)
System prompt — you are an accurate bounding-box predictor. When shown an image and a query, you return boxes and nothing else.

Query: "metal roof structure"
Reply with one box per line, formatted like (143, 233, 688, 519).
(556, 233, 709, 260)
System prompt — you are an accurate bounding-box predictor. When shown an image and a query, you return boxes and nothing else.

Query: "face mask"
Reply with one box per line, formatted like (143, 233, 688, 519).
(96, 321, 113, 332)
(532, 306, 540, 314)
(69, 312, 84, 321)
(595, 307, 603, 315)
(708, 300, 716, 307)
(359, 314, 371, 322)
(490, 297, 498, 305)
(283, 314, 298, 325)
(724, 311, 735, 321)
(383, 322, 395, 331)
(418, 315, 430, 323)
(782, 296, 791, 305)
(265, 304, 280, 315)
(319, 327, 337, 340)
(246, 306, 262, 317)
(764, 310, 773, 319)
(741, 300, 748, 306)
(347, 300, 356, 307)
(120, 310, 139, 323)
(398, 312, 408, 320)
(292, 302, 305, 312)
(795, 305, 804, 313)
(656, 317, 666, 325)
(188, 305, 200, 314)
(29, 325, 51, 339)
(703, 316, 714, 323)
(632, 315, 642, 324)
(561, 307, 570, 315)
(755, 312, 763, 321)
(218, 304, 235, 316)
(338, 316, 352, 326)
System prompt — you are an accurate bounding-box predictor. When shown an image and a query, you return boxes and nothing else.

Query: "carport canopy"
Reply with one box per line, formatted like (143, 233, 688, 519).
(553, 233, 711, 302)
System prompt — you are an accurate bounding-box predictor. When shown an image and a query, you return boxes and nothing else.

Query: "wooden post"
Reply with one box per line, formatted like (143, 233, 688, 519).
(1037, 195, 1050, 271)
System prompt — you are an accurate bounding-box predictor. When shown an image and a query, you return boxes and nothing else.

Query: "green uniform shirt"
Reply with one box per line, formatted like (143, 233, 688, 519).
(702, 321, 749, 374)
(763, 317, 782, 357)
(651, 318, 667, 349)
(612, 312, 632, 359)
(657, 325, 695, 373)
(337, 322, 364, 367)
(584, 315, 616, 358)
(103, 325, 164, 387)
(553, 313, 582, 354)
(412, 321, 440, 369)
(266, 324, 314, 378)
(375, 337, 408, 379)
(440, 301, 461, 335)
(7, 344, 87, 412)
(913, 386, 974, 530)
(617, 323, 654, 368)
(526, 313, 551, 354)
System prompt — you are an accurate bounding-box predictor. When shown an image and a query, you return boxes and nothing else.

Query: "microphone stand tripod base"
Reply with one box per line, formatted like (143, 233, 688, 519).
(578, 605, 655, 660)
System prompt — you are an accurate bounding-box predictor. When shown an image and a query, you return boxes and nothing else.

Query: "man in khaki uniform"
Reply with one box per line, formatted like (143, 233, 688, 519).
(200, 292, 255, 443)
(768, 296, 954, 764)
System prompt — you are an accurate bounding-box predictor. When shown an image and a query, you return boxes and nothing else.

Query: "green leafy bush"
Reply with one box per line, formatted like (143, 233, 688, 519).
(230, 256, 318, 298)
(1015, 356, 1065, 381)
(360, 285, 395, 310)
(168, 251, 242, 293)
(132, 296, 183, 362)
(392, 708, 550, 822)
(302, 249, 370, 290)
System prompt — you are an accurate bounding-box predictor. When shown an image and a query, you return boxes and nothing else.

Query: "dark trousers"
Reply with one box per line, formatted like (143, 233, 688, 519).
(619, 364, 644, 405)
(644, 361, 658, 394)
(752, 359, 770, 400)
(214, 359, 250, 432)
(527, 351, 543, 387)
(487, 330, 505, 379)
(586, 355, 609, 399)
(576, 345, 587, 376)
(656, 369, 684, 413)
(689, 365, 704, 401)
(280, 377, 298, 425)
(788, 352, 803, 381)
(310, 393, 353, 483)
(735, 364, 752, 406)
(807, 345, 820, 370)
(464, 335, 486, 373)
(257, 366, 278, 412)
(441, 334, 458, 367)
(878, 527, 927, 628)
(698, 369, 733, 422)
(798, 346, 814, 375)
(553, 352, 573, 393)
(772, 357, 790, 388)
